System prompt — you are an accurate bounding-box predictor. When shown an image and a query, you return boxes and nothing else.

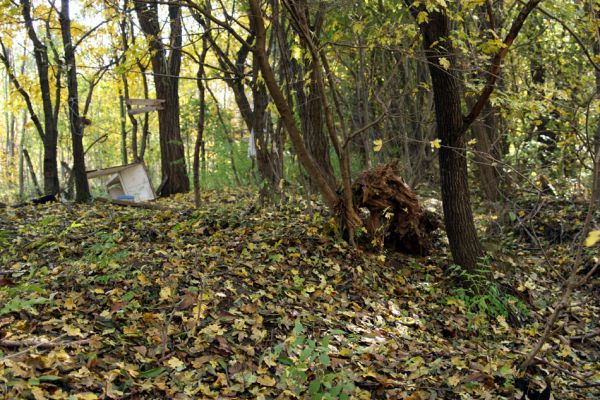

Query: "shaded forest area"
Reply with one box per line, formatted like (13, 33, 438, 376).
(0, 0, 599, 399)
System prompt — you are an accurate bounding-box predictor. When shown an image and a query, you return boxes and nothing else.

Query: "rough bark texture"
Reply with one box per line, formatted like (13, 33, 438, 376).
(405, 0, 540, 268)
(283, 1, 335, 188)
(60, 0, 91, 202)
(353, 162, 440, 255)
(193, 39, 208, 208)
(19, 0, 60, 196)
(248, 0, 339, 207)
(135, 1, 189, 195)
(416, 9, 483, 268)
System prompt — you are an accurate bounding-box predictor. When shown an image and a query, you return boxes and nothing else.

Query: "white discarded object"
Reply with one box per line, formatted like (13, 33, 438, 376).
(248, 128, 257, 158)
(86, 162, 156, 202)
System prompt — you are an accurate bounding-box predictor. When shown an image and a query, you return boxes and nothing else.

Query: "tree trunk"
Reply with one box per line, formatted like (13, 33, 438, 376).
(20, 0, 60, 196)
(138, 62, 150, 161)
(23, 148, 42, 196)
(406, 0, 540, 268)
(412, 8, 483, 269)
(194, 39, 209, 208)
(119, 94, 128, 164)
(248, 0, 338, 208)
(60, 0, 91, 202)
(135, 1, 189, 195)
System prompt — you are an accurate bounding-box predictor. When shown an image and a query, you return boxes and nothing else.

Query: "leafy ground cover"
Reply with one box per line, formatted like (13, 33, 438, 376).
(0, 190, 598, 399)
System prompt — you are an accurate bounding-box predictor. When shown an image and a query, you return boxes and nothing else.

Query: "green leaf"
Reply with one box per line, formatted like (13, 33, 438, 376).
(140, 367, 166, 378)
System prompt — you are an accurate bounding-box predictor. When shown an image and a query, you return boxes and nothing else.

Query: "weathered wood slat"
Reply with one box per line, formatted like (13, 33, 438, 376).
(128, 105, 164, 115)
(126, 98, 165, 106)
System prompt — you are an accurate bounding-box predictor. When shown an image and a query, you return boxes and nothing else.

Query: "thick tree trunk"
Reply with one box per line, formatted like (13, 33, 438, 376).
(135, 1, 189, 195)
(20, 0, 60, 196)
(414, 9, 483, 269)
(594, 10, 600, 200)
(60, 0, 91, 202)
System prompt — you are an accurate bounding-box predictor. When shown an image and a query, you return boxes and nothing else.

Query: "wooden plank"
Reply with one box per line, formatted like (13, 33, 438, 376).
(128, 105, 164, 115)
(126, 98, 165, 106)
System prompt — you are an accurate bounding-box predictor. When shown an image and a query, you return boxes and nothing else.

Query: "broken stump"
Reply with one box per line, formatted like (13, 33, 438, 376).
(353, 162, 440, 255)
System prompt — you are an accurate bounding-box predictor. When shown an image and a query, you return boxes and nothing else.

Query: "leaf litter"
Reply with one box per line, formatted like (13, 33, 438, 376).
(0, 190, 598, 399)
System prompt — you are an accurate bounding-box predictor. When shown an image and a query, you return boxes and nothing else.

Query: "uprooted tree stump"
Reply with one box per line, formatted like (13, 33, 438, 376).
(353, 162, 441, 255)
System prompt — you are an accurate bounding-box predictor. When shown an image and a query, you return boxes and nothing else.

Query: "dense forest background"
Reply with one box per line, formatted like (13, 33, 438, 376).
(0, 0, 599, 399)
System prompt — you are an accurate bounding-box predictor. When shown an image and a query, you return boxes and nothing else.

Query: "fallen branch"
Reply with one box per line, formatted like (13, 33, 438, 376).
(94, 197, 170, 211)
(0, 335, 91, 362)
(570, 328, 600, 343)
(0, 337, 90, 349)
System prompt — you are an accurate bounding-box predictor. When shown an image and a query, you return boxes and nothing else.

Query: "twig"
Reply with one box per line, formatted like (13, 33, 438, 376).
(571, 382, 600, 389)
(570, 328, 600, 342)
(0, 334, 91, 361)
(517, 352, 593, 385)
(520, 149, 600, 370)
(94, 197, 170, 210)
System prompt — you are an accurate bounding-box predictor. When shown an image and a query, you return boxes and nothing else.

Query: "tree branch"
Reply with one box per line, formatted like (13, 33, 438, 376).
(463, 0, 542, 130)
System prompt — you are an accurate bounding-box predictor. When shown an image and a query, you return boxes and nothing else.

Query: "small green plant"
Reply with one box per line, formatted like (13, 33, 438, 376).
(85, 231, 129, 268)
(0, 283, 49, 316)
(260, 320, 355, 399)
(445, 263, 529, 327)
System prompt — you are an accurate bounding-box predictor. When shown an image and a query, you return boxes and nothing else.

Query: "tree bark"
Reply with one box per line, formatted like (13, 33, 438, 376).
(405, 0, 540, 269)
(23, 148, 42, 196)
(60, 0, 91, 202)
(407, 7, 483, 269)
(18, 0, 60, 196)
(135, 0, 189, 195)
(119, 94, 128, 164)
(248, 0, 338, 207)
(194, 38, 209, 208)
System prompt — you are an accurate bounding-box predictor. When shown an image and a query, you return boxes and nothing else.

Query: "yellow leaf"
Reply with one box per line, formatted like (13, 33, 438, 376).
(451, 356, 467, 370)
(373, 139, 383, 152)
(137, 274, 150, 286)
(165, 356, 185, 370)
(467, 138, 477, 145)
(63, 325, 84, 338)
(416, 11, 429, 24)
(257, 375, 276, 387)
(64, 298, 76, 310)
(447, 374, 461, 387)
(159, 287, 172, 302)
(31, 387, 47, 400)
(438, 57, 450, 70)
(584, 230, 600, 247)
(430, 139, 442, 149)
(76, 393, 99, 400)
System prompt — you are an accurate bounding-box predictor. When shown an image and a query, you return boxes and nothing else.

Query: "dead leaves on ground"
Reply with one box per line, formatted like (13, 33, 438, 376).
(0, 190, 598, 399)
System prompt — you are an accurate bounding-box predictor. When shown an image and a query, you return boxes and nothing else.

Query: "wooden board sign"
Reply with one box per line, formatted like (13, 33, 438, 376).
(126, 98, 165, 115)
(128, 105, 164, 115)
(126, 98, 165, 106)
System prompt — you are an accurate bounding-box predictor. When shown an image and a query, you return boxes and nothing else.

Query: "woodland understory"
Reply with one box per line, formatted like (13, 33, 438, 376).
(1, 0, 600, 398)
(0, 190, 598, 399)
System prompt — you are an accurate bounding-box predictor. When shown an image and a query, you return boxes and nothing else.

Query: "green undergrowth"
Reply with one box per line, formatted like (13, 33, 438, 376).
(0, 189, 598, 399)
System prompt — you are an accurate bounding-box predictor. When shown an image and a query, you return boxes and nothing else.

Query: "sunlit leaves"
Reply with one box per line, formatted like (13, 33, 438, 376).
(430, 138, 441, 149)
(584, 230, 600, 247)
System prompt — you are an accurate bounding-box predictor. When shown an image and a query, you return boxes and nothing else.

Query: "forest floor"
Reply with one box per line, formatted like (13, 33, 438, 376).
(0, 190, 598, 400)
